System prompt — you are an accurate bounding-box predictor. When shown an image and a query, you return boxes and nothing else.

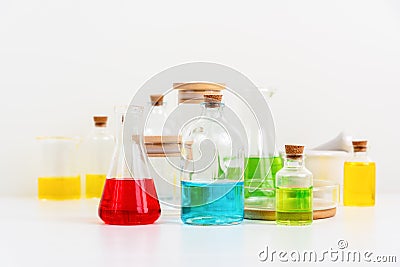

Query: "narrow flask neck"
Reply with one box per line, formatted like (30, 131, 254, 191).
(201, 103, 224, 118)
(284, 157, 305, 168)
(115, 114, 124, 144)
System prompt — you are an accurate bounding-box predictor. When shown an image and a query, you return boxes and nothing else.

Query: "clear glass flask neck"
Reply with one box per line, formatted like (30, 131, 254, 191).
(201, 102, 224, 118)
(114, 114, 124, 144)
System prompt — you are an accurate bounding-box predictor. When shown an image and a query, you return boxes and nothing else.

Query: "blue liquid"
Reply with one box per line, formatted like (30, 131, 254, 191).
(181, 180, 244, 225)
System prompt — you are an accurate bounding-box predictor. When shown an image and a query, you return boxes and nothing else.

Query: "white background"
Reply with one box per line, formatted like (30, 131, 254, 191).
(1, 0, 399, 197)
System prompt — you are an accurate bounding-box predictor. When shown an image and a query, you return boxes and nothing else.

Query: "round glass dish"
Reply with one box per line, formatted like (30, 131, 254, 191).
(244, 180, 339, 220)
(313, 179, 339, 219)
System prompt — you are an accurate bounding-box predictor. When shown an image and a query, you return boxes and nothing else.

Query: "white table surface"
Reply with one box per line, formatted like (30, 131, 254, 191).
(1, 195, 399, 267)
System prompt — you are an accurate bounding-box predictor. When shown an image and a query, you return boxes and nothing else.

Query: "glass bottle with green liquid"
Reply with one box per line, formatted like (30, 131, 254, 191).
(276, 145, 313, 226)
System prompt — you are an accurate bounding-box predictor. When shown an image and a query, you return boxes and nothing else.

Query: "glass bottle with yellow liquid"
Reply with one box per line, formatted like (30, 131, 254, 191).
(276, 145, 313, 226)
(37, 137, 81, 200)
(344, 140, 375, 206)
(81, 116, 114, 198)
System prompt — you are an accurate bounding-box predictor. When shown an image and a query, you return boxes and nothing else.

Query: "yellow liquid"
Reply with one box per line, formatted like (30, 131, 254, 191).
(344, 162, 375, 206)
(85, 174, 106, 198)
(38, 176, 81, 200)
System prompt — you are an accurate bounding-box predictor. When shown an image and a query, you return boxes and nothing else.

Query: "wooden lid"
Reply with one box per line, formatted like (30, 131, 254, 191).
(173, 82, 225, 91)
(178, 90, 219, 104)
(147, 153, 181, 158)
(144, 135, 182, 144)
(93, 116, 108, 127)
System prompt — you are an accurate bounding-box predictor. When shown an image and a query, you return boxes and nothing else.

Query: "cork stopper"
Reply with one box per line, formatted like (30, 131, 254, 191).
(204, 94, 222, 103)
(352, 140, 368, 152)
(93, 116, 108, 127)
(285, 145, 304, 159)
(150, 94, 164, 106)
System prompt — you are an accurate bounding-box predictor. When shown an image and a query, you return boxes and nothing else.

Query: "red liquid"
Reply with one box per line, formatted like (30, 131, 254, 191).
(98, 178, 161, 225)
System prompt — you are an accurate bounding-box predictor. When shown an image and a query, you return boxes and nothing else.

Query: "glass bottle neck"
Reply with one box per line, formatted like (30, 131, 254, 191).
(284, 157, 305, 168)
(351, 150, 370, 161)
(201, 103, 224, 118)
(93, 125, 108, 133)
(353, 151, 368, 156)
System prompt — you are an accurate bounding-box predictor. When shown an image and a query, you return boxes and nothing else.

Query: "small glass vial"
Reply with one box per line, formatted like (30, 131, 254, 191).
(82, 116, 114, 198)
(276, 145, 313, 226)
(344, 140, 376, 206)
(144, 94, 173, 136)
(180, 94, 244, 226)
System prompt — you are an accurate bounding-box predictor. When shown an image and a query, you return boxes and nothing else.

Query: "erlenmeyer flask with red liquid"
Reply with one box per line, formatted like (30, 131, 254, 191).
(98, 105, 161, 225)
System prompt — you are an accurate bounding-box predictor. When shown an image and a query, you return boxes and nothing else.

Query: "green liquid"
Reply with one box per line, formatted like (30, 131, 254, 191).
(276, 187, 313, 226)
(244, 157, 283, 209)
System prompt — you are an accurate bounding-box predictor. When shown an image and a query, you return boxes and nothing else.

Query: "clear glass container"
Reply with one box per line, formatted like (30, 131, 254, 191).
(244, 87, 282, 212)
(276, 145, 313, 226)
(144, 94, 173, 136)
(313, 180, 339, 219)
(81, 116, 114, 198)
(344, 140, 375, 206)
(98, 105, 161, 225)
(180, 95, 244, 225)
(172, 82, 225, 133)
(36, 136, 81, 200)
(144, 94, 180, 209)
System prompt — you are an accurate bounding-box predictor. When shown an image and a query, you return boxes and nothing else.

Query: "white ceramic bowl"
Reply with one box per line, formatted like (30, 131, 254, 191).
(305, 150, 349, 185)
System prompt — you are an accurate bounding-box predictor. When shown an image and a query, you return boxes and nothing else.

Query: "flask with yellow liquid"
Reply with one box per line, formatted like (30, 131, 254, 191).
(344, 140, 376, 206)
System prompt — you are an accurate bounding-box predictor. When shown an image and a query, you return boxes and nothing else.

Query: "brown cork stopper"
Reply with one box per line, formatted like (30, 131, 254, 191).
(204, 94, 222, 103)
(150, 94, 164, 106)
(285, 145, 304, 159)
(352, 140, 368, 152)
(93, 116, 108, 127)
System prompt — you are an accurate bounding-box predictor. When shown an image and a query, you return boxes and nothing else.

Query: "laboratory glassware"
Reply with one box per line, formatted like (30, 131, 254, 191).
(98, 105, 161, 225)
